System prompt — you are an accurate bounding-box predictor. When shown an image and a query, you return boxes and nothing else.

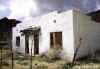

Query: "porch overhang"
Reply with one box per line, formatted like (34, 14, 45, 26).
(20, 27, 41, 35)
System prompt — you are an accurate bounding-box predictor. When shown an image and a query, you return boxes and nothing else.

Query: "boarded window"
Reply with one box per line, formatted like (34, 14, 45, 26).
(16, 36, 20, 47)
(50, 32, 62, 49)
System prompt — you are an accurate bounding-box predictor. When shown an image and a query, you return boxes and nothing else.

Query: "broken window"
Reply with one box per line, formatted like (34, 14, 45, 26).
(16, 36, 20, 47)
(50, 32, 62, 49)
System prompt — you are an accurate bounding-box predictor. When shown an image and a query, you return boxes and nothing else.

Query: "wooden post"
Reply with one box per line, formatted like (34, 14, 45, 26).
(9, 31, 14, 69)
(30, 45, 32, 69)
(30, 34, 34, 69)
(53, 33, 56, 49)
(11, 48, 13, 69)
(1, 48, 2, 65)
(25, 33, 29, 54)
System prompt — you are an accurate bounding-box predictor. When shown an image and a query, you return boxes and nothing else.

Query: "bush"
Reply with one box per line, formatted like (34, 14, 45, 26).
(13, 52, 29, 60)
(40, 49, 62, 62)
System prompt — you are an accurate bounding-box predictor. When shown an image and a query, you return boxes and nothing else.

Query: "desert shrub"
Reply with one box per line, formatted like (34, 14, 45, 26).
(33, 63, 48, 69)
(40, 49, 62, 62)
(38, 64, 48, 69)
(13, 52, 29, 60)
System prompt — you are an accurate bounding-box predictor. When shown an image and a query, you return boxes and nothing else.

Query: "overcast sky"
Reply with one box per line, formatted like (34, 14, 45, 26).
(0, 0, 100, 20)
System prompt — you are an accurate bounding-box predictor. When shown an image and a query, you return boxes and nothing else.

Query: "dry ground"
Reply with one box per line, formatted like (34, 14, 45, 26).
(0, 51, 100, 69)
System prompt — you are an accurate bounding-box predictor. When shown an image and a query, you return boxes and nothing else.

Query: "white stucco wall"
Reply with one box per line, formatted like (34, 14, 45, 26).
(12, 10, 74, 61)
(73, 10, 100, 58)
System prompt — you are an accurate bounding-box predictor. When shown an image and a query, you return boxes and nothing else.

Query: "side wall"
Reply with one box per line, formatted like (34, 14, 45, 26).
(73, 10, 100, 58)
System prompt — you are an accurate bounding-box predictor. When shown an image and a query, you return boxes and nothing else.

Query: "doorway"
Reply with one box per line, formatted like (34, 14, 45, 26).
(50, 32, 62, 49)
(34, 31, 39, 55)
(25, 34, 29, 54)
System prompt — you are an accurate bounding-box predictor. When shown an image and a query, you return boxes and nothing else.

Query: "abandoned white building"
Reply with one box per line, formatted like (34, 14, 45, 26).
(12, 10, 100, 61)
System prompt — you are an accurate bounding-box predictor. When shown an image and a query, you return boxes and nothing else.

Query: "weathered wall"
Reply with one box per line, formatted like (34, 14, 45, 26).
(12, 10, 74, 61)
(39, 10, 74, 61)
(73, 10, 100, 58)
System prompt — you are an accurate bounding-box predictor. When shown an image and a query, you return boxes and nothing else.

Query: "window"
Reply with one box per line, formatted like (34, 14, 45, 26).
(16, 36, 20, 47)
(50, 32, 62, 49)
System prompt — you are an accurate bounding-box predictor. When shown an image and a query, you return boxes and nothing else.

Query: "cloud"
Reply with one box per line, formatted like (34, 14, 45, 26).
(8, 0, 38, 19)
(0, 0, 10, 6)
(83, 0, 97, 13)
(0, 5, 11, 18)
(0, 0, 100, 20)
(0, 0, 11, 18)
(35, 0, 84, 13)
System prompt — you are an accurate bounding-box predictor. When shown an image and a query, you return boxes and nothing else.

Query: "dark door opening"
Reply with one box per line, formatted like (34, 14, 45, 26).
(16, 36, 20, 47)
(25, 34, 29, 54)
(34, 31, 39, 55)
(50, 32, 62, 49)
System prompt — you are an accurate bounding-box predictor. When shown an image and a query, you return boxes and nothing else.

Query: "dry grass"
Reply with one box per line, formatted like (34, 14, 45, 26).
(0, 51, 100, 69)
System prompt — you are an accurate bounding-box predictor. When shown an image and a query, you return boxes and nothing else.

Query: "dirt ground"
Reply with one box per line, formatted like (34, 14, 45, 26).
(0, 50, 100, 69)
(0, 54, 100, 69)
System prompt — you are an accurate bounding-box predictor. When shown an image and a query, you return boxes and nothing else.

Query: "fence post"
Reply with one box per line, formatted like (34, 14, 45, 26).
(10, 45, 13, 69)
(0, 48, 2, 65)
(34, 63, 38, 69)
(30, 35, 34, 69)
(30, 47, 32, 69)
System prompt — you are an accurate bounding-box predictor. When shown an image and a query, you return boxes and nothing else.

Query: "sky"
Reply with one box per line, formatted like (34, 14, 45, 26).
(0, 0, 100, 20)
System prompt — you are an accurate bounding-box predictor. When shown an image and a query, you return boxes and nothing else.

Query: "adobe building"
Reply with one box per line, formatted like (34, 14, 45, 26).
(12, 10, 100, 61)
